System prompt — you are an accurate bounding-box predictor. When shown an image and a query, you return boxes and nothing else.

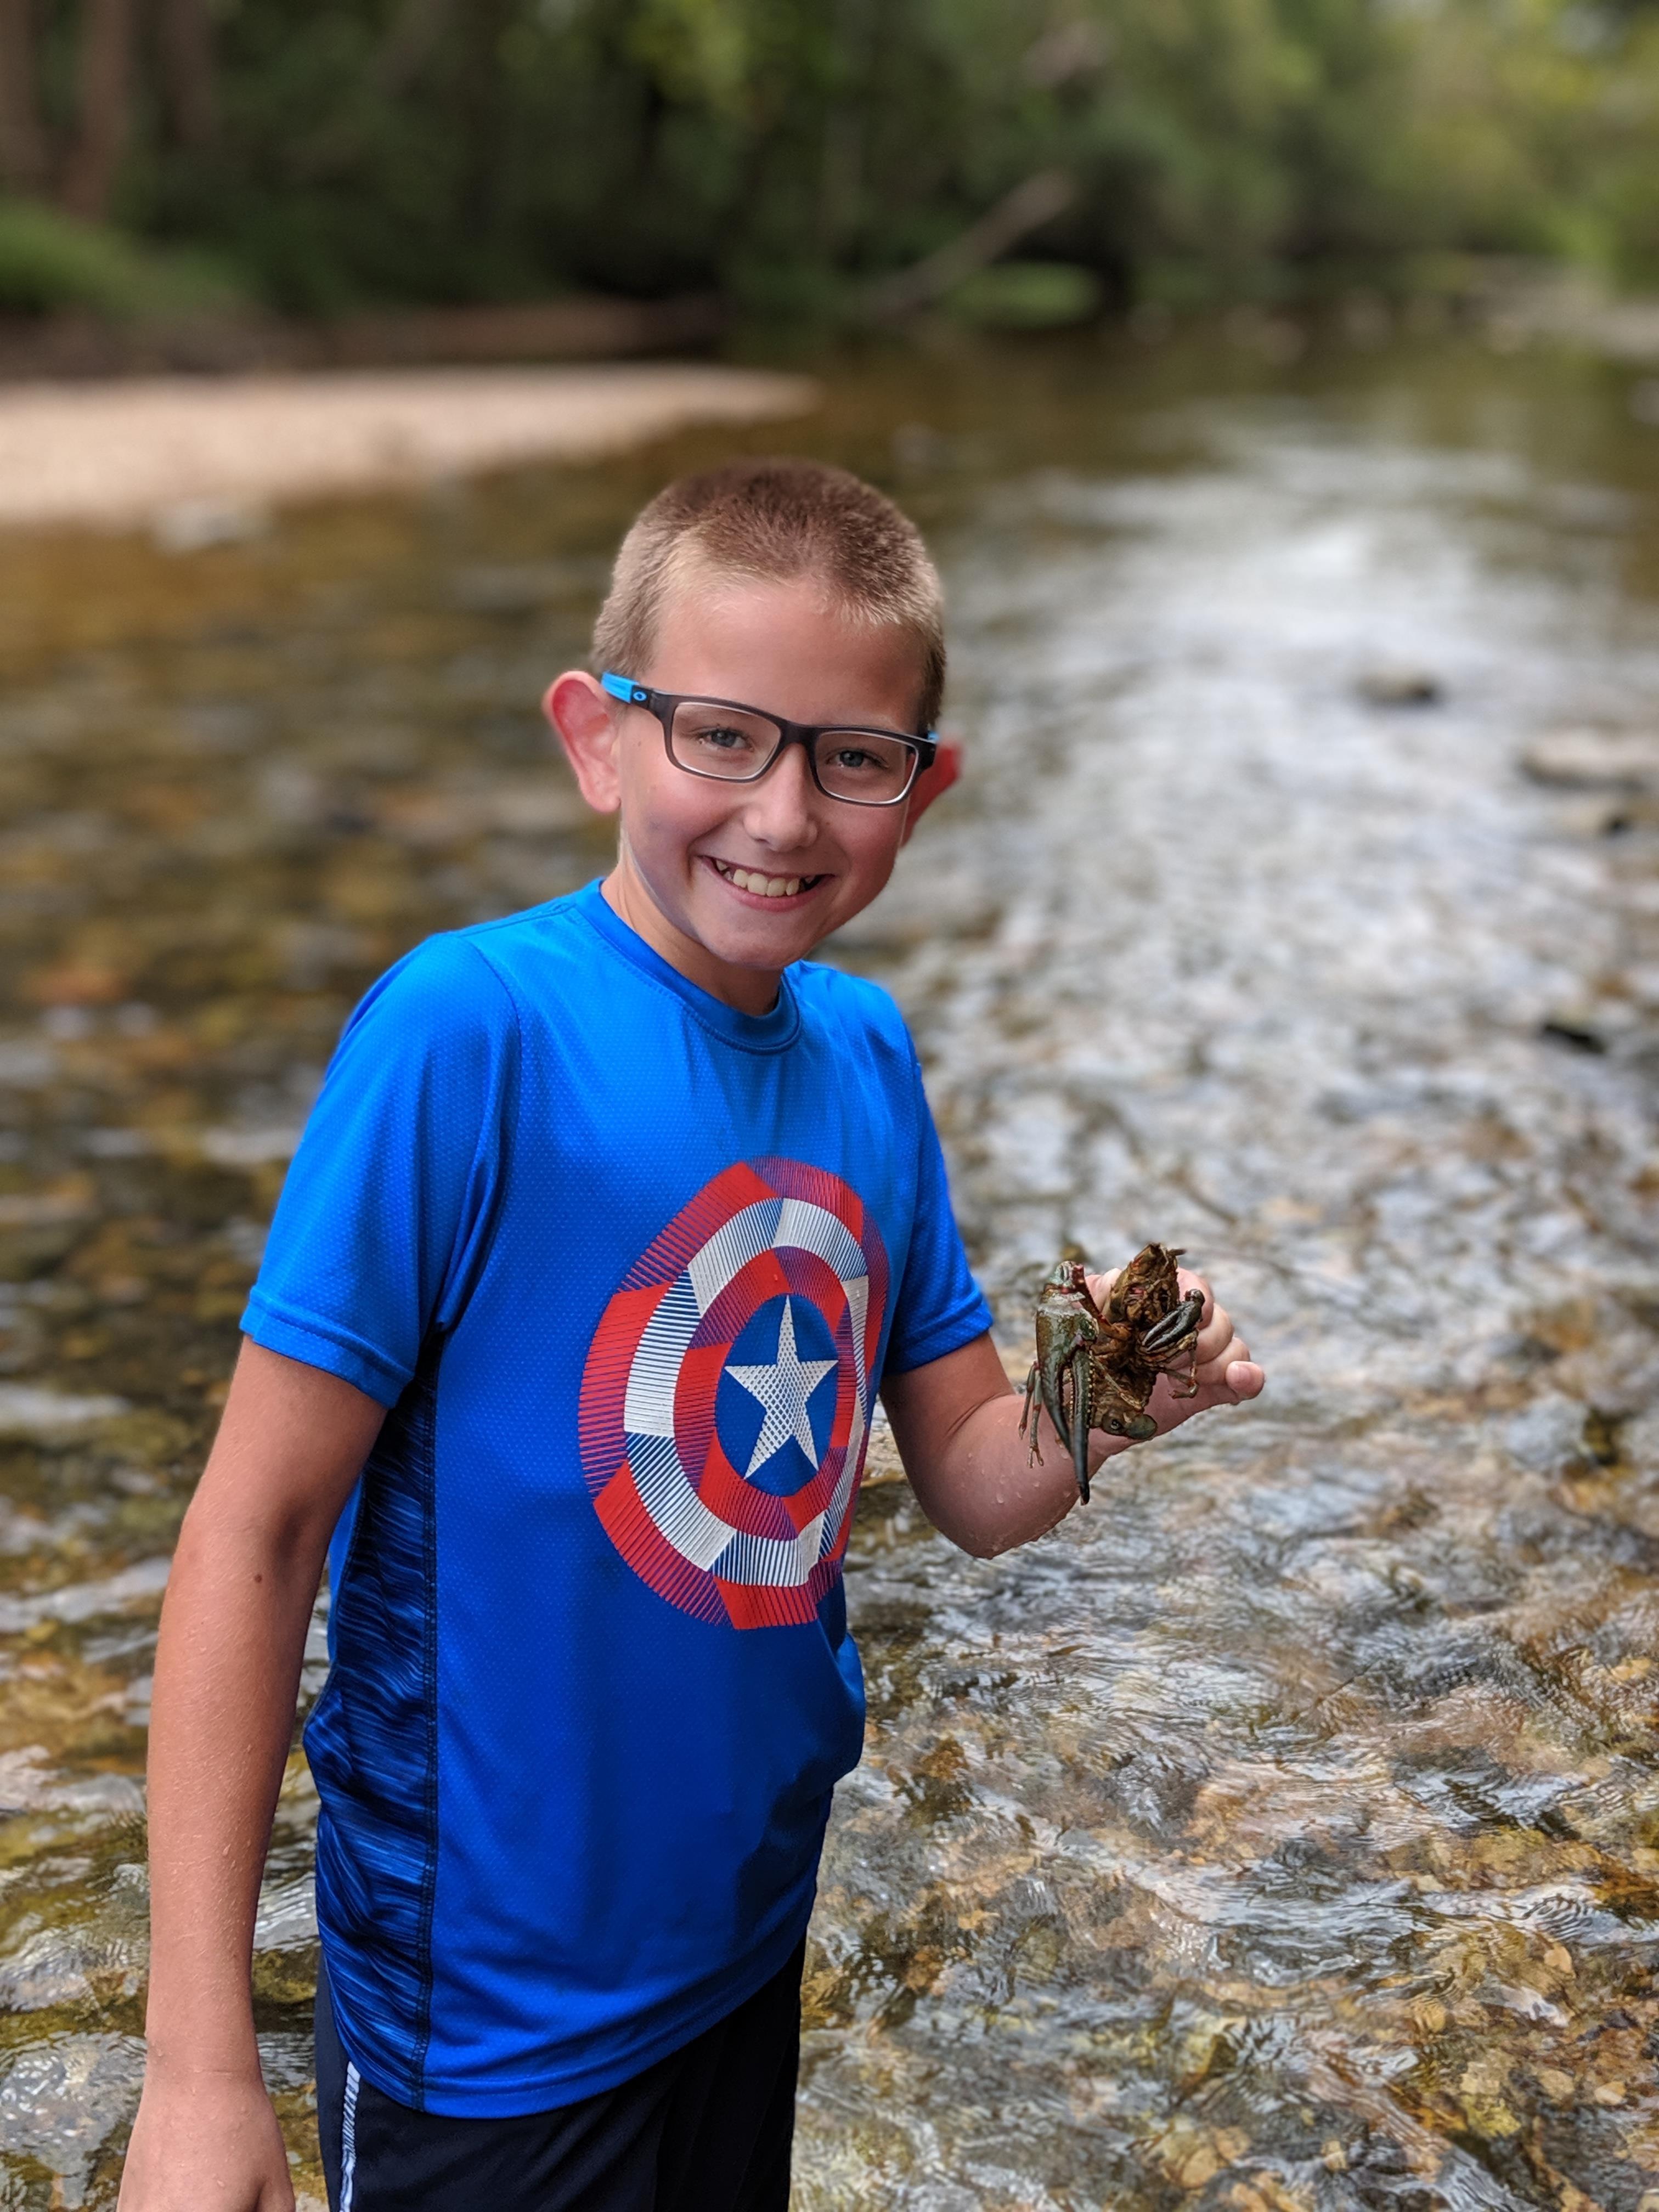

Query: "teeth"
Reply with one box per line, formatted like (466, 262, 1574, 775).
(715, 861, 809, 898)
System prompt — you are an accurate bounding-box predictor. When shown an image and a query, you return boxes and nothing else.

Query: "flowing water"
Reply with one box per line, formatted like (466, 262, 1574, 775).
(2, 337, 1657, 2208)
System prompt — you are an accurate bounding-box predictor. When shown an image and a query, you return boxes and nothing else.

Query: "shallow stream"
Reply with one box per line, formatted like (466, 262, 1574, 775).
(2, 336, 1658, 2207)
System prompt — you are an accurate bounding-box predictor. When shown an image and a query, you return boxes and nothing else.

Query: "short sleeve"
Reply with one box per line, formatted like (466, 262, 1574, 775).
(881, 1049, 993, 1378)
(241, 935, 520, 1407)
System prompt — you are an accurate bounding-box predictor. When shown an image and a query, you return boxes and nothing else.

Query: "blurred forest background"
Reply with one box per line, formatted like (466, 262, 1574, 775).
(2, 0, 1659, 331)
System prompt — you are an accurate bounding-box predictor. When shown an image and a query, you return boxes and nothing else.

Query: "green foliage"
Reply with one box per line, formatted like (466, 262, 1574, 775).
(19, 0, 1659, 315)
(0, 197, 243, 319)
(949, 262, 1104, 329)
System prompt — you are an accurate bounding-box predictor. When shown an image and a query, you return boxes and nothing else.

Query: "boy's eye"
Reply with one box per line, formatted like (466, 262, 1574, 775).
(670, 704, 775, 775)
(814, 732, 916, 800)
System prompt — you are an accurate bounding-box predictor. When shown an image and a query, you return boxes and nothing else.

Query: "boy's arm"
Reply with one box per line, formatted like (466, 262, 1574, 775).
(882, 1274, 1262, 1558)
(119, 1341, 385, 2212)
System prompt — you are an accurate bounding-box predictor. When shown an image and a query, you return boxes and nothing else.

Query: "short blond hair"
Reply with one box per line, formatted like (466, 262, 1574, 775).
(592, 457, 946, 731)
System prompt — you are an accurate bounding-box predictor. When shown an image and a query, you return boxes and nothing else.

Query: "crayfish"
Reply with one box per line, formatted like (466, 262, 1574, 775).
(1019, 1244, 1205, 1503)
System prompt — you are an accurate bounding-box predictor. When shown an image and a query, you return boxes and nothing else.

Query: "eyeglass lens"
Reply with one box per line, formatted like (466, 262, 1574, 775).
(668, 701, 916, 804)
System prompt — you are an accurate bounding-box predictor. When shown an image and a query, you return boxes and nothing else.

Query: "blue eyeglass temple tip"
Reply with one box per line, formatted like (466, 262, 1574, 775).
(600, 672, 650, 705)
(601, 670, 935, 744)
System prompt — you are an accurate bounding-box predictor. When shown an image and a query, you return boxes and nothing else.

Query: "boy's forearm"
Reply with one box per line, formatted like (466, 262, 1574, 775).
(883, 1298, 1261, 1559)
(142, 1509, 324, 2074)
(891, 1378, 1121, 1558)
(140, 1342, 385, 2076)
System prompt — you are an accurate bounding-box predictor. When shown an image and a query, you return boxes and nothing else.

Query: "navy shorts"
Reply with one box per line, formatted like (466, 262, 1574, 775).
(314, 1945, 803, 2212)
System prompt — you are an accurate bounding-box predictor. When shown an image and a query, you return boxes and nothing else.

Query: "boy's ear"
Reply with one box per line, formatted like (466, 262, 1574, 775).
(899, 735, 962, 846)
(544, 673, 622, 814)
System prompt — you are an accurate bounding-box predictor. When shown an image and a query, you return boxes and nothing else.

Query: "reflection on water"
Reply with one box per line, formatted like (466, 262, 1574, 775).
(2, 341, 1658, 2207)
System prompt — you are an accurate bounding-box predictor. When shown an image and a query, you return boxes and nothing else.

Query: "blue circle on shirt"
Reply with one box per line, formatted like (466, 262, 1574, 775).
(715, 1295, 841, 1497)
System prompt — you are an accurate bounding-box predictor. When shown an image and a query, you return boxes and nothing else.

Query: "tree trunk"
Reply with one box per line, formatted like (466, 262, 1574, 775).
(59, 0, 134, 219)
(0, 0, 51, 191)
(156, 0, 216, 145)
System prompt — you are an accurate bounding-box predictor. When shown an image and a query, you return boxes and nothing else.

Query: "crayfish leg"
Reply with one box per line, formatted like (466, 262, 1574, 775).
(1020, 1362, 1045, 1465)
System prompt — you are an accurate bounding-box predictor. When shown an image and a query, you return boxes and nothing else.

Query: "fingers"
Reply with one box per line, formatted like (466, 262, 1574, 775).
(1079, 1266, 1265, 1412)
(1195, 1355, 1264, 1402)
(1175, 1276, 1263, 1400)
(1176, 1371, 1263, 1417)
(1096, 1267, 1216, 1329)
(1219, 1358, 1265, 1401)
(1194, 1328, 1251, 1388)
(1184, 1274, 1236, 1367)
(1149, 1362, 1264, 1428)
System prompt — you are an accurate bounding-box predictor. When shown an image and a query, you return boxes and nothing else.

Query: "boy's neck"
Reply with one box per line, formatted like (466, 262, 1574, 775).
(600, 862, 785, 1018)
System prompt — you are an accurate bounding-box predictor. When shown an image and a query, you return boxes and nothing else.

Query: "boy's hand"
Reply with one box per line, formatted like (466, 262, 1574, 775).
(1084, 1266, 1264, 1436)
(885, 1267, 1264, 1559)
(117, 2063, 294, 2210)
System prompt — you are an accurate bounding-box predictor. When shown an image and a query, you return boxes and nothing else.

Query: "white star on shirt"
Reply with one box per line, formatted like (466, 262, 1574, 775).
(725, 1299, 837, 1480)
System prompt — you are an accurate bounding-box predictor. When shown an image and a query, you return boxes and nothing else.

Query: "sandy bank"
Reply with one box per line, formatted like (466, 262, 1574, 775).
(0, 364, 819, 532)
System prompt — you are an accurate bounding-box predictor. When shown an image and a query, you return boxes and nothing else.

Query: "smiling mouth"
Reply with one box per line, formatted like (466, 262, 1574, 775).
(707, 857, 826, 900)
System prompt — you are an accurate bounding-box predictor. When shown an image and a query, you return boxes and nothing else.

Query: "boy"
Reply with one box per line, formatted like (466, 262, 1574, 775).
(120, 459, 1261, 2212)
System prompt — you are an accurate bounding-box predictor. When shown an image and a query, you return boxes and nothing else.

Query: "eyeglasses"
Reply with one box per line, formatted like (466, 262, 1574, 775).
(601, 673, 936, 808)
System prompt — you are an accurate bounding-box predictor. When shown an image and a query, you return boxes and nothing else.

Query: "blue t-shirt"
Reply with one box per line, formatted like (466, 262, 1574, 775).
(242, 879, 991, 2117)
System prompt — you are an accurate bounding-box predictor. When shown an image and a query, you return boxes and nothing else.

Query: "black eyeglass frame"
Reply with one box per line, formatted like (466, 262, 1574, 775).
(600, 672, 936, 808)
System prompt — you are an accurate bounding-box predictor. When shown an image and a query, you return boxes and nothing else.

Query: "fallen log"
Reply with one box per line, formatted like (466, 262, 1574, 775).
(861, 170, 1076, 321)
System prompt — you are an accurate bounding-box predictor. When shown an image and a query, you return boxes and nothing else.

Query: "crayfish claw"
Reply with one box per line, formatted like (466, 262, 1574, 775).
(1068, 1345, 1092, 1503)
(1141, 1290, 1204, 1357)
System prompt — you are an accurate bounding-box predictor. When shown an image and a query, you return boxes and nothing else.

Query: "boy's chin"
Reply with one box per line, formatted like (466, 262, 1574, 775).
(696, 910, 822, 972)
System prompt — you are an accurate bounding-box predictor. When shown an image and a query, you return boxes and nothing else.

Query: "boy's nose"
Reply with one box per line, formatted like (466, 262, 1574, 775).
(738, 744, 820, 849)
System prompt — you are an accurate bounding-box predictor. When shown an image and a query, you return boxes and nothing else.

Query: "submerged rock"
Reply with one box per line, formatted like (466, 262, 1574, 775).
(1357, 668, 1444, 706)
(1521, 726, 1659, 791)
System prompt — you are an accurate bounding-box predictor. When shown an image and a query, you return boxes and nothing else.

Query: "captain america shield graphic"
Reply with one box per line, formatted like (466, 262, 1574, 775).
(577, 1159, 890, 1629)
